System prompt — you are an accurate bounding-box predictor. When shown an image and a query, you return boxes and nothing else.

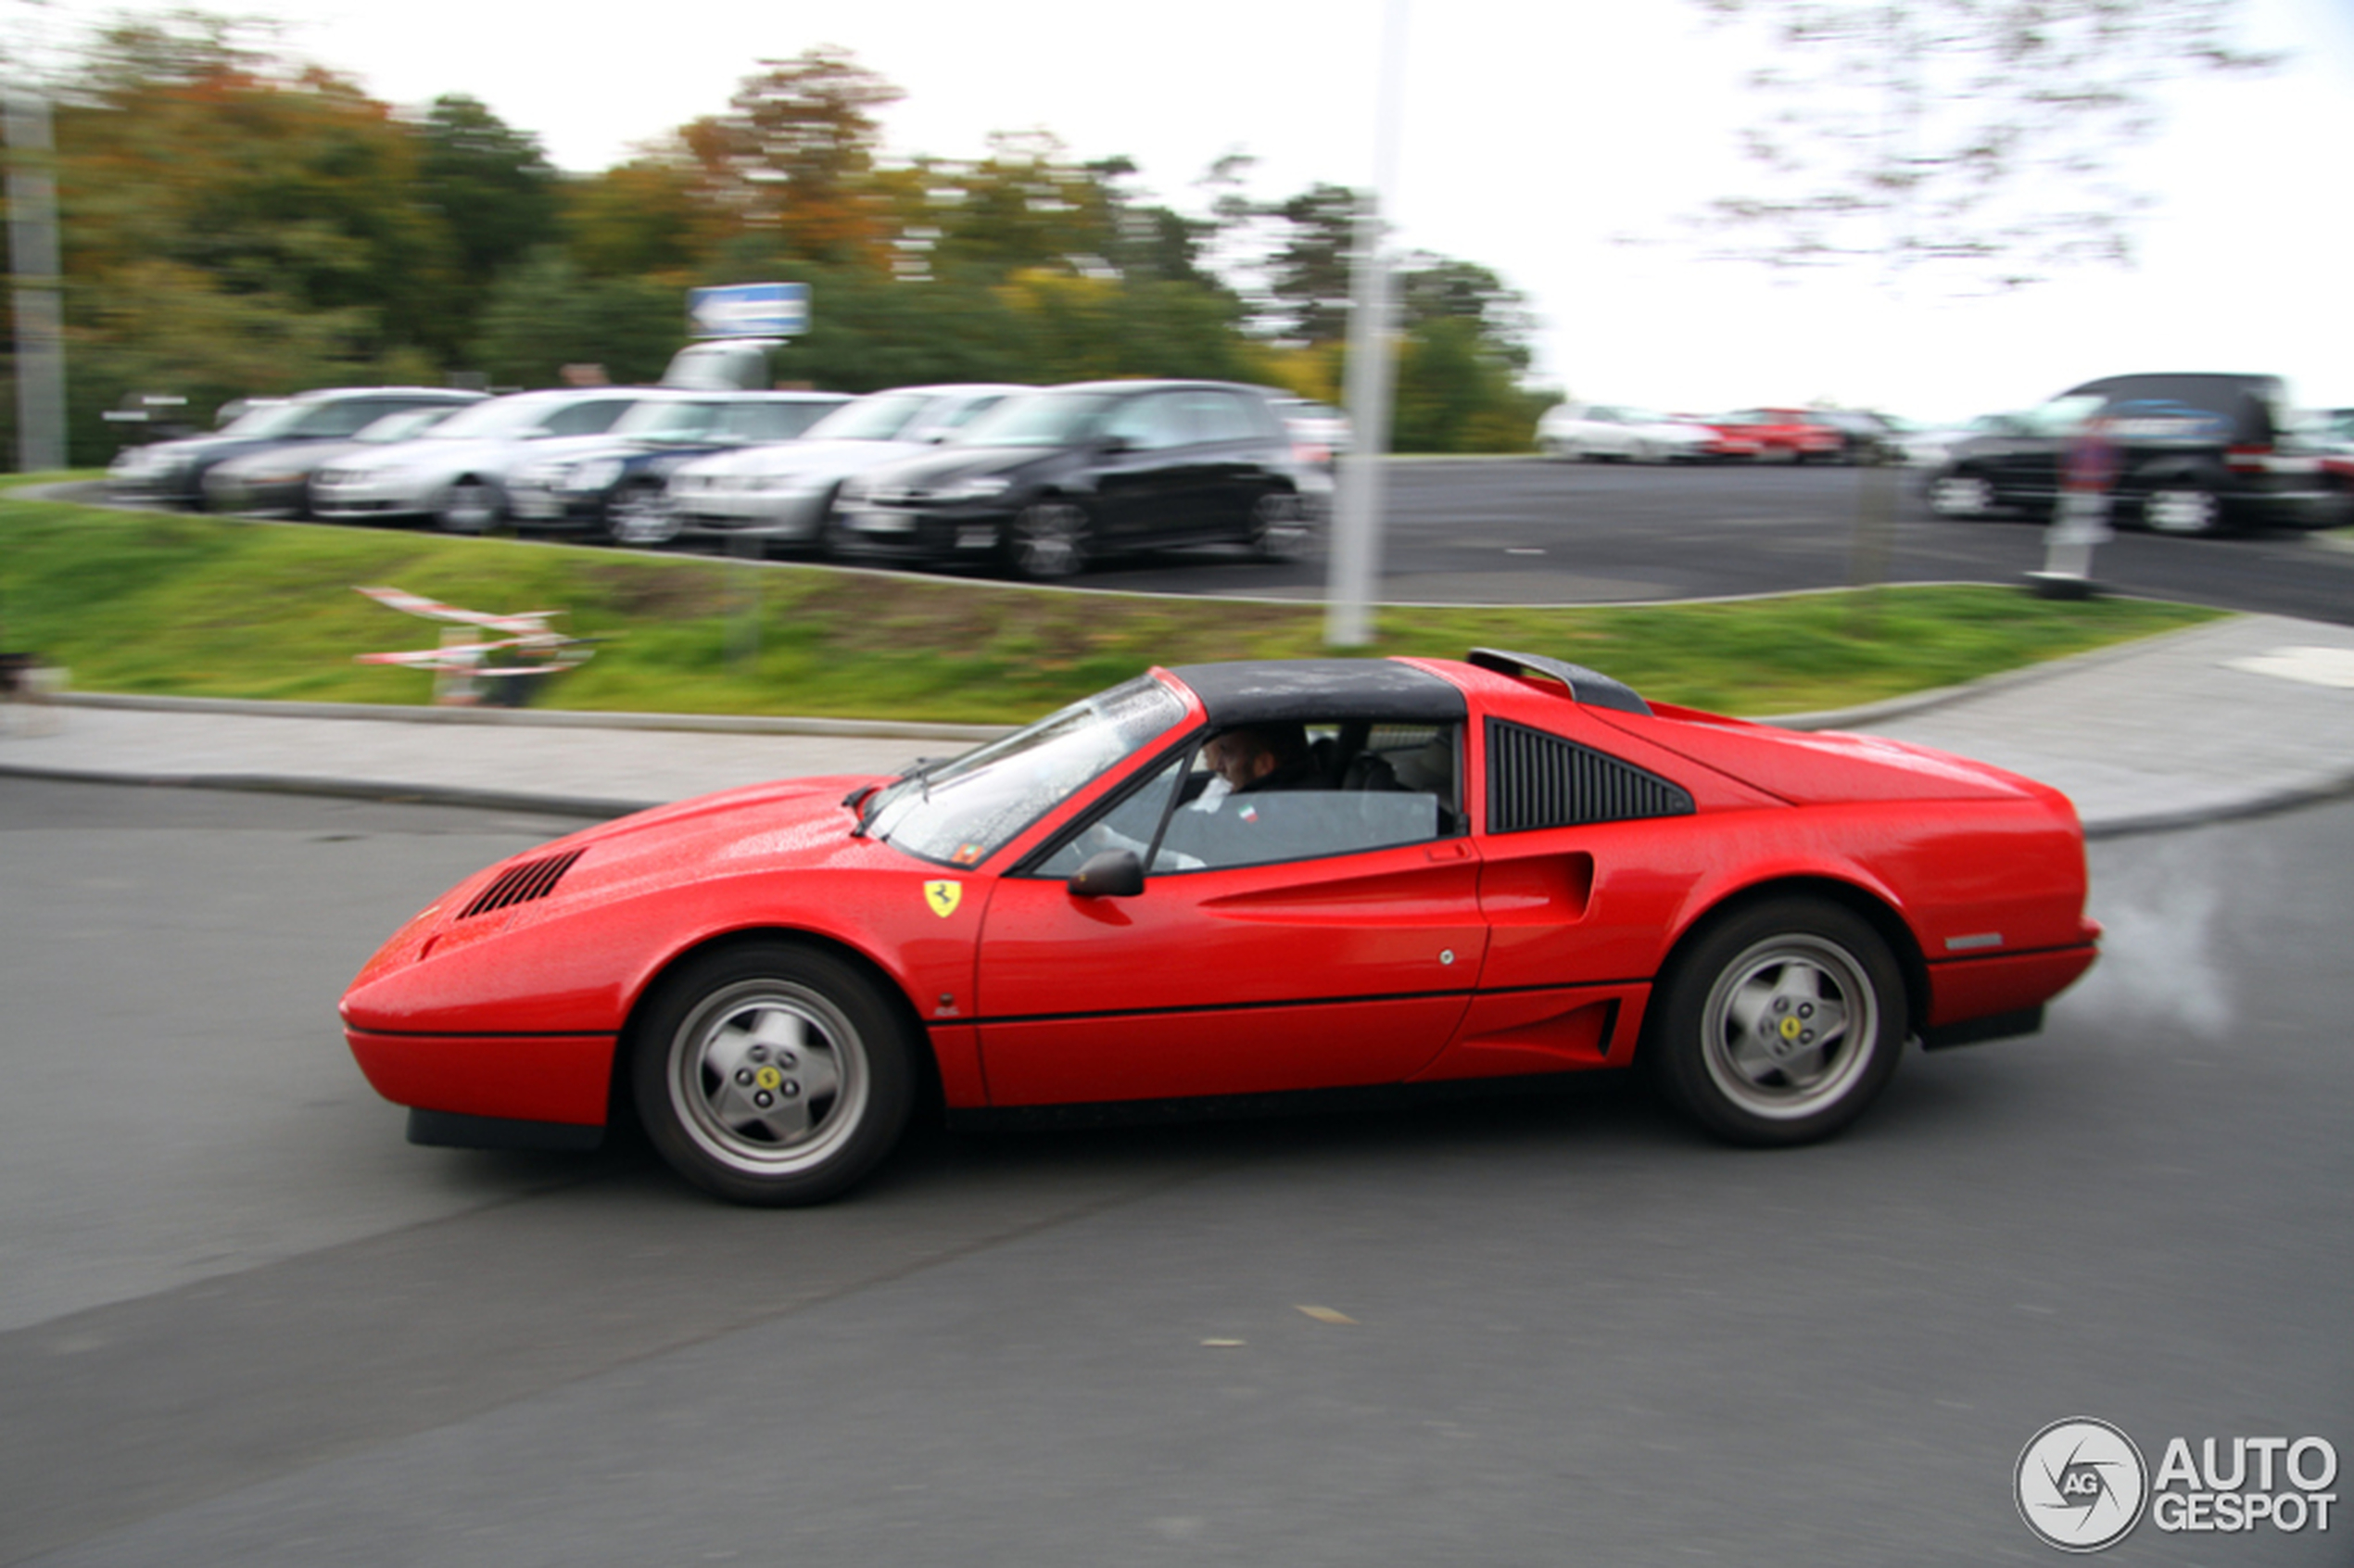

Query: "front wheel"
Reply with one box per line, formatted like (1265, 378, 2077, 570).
(1008, 499, 1091, 579)
(608, 481, 678, 546)
(437, 478, 501, 534)
(632, 942, 917, 1206)
(1647, 899, 1905, 1146)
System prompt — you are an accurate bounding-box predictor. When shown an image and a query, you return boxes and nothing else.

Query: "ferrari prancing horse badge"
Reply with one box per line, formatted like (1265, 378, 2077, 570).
(923, 880, 962, 918)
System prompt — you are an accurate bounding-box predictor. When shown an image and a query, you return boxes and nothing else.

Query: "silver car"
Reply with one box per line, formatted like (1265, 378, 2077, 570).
(1536, 402, 1723, 462)
(659, 384, 1028, 551)
(309, 387, 662, 531)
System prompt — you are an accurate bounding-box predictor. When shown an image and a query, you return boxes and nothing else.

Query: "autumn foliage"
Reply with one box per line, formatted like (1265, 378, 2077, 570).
(16, 14, 1546, 465)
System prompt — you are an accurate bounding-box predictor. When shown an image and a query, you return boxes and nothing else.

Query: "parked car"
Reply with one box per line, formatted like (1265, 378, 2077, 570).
(1265, 396, 1353, 468)
(310, 387, 664, 531)
(1537, 403, 1728, 462)
(507, 390, 849, 541)
(656, 384, 1028, 552)
(200, 405, 470, 517)
(830, 380, 1318, 578)
(1702, 409, 1845, 462)
(342, 647, 2101, 1206)
(1925, 373, 2343, 535)
(107, 386, 483, 508)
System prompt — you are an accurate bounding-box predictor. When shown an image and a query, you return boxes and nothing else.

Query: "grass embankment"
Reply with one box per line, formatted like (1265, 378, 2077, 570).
(0, 491, 2217, 724)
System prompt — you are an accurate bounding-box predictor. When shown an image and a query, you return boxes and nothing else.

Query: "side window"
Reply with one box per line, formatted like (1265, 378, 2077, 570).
(548, 398, 632, 436)
(1036, 721, 1462, 879)
(939, 396, 1002, 431)
(1485, 719, 1694, 834)
(1187, 392, 1259, 445)
(1100, 393, 1189, 451)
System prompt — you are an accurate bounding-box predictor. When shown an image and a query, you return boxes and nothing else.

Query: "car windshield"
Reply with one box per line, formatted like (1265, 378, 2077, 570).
(804, 393, 933, 442)
(950, 392, 1115, 448)
(863, 674, 1188, 866)
(223, 399, 392, 439)
(423, 395, 578, 439)
(358, 407, 457, 443)
(613, 400, 732, 441)
(2021, 395, 2105, 437)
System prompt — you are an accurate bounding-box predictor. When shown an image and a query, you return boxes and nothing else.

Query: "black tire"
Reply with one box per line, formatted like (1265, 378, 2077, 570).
(608, 480, 678, 546)
(1247, 488, 1313, 561)
(631, 942, 917, 1206)
(2141, 482, 2225, 537)
(437, 477, 501, 534)
(1646, 899, 1905, 1146)
(1007, 499, 1092, 579)
(1926, 473, 1994, 519)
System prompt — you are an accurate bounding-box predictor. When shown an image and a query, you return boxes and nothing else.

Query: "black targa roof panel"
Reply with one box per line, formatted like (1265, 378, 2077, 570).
(1166, 660, 1468, 726)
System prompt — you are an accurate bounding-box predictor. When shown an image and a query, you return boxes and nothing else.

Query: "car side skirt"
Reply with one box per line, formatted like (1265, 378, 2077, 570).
(942, 1069, 1626, 1132)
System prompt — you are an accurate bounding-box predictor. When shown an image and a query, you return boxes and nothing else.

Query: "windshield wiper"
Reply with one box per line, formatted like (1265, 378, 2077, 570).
(848, 758, 939, 838)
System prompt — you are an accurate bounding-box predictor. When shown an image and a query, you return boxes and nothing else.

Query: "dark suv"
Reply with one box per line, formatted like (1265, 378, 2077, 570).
(1926, 373, 2342, 536)
(829, 380, 1319, 578)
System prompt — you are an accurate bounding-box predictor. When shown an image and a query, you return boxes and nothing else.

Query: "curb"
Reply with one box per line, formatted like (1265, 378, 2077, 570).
(45, 690, 1013, 743)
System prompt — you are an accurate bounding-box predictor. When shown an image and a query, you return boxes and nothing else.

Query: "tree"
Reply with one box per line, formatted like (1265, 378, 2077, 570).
(677, 48, 903, 268)
(1685, 0, 2278, 288)
(415, 95, 559, 292)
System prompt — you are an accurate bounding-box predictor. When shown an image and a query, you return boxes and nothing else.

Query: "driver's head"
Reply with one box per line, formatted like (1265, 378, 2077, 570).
(1203, 724, 1309, 789)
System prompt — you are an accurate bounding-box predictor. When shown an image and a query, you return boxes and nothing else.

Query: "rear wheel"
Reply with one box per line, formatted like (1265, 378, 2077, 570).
(1248, 489, 1313, 561)
(1647, 899, 1905, 1146)
(632, 942, 916, 1206)
(1927, 474, 1994, 518)
(2143, 483, 2224, 536)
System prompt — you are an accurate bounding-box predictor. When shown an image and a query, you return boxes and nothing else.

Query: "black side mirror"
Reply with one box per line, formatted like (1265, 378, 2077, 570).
(1068, 848, 1145, 899)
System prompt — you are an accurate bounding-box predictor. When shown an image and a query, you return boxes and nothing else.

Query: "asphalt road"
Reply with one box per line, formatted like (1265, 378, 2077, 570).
(1079, 462, 2354, 627)
(3, 777, 2347, 1566)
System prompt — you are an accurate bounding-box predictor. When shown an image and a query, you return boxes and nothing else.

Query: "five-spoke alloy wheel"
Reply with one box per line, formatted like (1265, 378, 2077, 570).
(1648, 899, 1906, 1145)
(633, 942, 916, 1206)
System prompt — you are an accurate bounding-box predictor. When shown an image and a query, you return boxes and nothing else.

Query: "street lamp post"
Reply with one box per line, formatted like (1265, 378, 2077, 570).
(1324, 0, 1408, 651)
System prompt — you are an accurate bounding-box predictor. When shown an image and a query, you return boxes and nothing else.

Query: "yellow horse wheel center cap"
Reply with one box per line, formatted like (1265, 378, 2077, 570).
(1779, 1016, 1803, 1041)
(755, 1066, 783, 1091)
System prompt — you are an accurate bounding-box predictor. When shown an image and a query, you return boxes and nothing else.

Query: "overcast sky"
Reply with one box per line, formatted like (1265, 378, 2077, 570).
(32, 0, 2354, 419)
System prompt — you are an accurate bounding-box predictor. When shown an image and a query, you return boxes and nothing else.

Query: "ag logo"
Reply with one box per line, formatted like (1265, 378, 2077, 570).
(922, 879, 963, 918)
(2018, 1418, 2148, 1553)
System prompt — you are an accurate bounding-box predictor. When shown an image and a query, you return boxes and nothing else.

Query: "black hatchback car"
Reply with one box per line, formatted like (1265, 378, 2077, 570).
(829, 380, 1320, 577)
(1926, 373, 2343, 536)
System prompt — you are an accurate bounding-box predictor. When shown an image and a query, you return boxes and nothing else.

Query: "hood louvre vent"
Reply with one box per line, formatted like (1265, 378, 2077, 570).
(459, 847, 587, 920)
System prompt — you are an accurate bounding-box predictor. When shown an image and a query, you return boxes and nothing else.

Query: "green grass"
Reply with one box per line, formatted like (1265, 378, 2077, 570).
(0, 491, 2219, 723)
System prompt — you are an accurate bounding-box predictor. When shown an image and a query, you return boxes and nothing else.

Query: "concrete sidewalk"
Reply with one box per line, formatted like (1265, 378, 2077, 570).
(3, 613, 2350, 835)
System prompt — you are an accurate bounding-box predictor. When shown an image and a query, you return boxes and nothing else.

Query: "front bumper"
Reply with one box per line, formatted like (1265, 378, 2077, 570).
(346, 1026, 616, 1128)
(829, 503, 1011, 562)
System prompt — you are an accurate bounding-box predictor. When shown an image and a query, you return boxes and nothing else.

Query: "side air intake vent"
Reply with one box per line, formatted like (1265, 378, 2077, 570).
(1487, 720, 1694, 834)
(459, 848, 587, 920)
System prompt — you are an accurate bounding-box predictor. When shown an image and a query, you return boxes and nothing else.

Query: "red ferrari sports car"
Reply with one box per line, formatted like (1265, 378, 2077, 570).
(342, 651, 2099, 1205)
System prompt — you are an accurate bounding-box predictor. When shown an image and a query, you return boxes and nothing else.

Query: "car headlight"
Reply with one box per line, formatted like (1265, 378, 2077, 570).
(939, 475, 1011, 501)
(566, 459, 625, 492)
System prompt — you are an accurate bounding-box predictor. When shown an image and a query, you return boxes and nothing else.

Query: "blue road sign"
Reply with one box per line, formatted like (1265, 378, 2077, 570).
(687, 283, 809, 339)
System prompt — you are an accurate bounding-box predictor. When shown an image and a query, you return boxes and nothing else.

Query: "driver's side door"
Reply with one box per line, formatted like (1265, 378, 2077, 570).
(971, 734, 1487, 1106)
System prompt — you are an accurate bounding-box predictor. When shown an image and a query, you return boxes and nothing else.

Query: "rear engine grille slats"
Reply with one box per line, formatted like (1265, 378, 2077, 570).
(1487, 720, 1694, 834)
(458, 848, 587, 920)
